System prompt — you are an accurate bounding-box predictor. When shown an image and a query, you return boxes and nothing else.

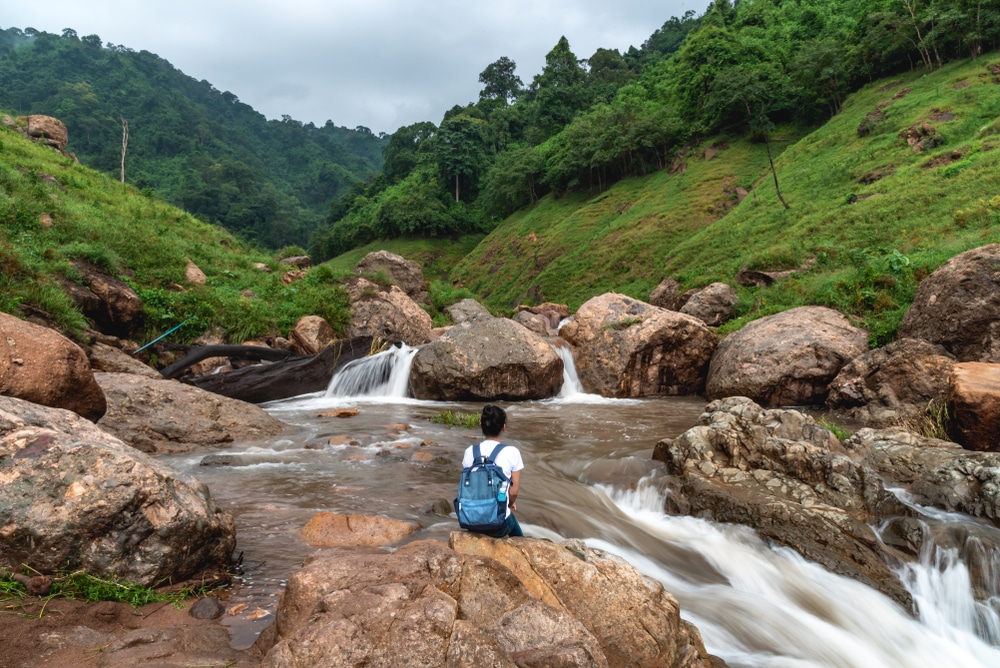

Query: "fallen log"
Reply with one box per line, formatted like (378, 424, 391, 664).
(183, 337, 376, 404)
(160, 344, 294, 379)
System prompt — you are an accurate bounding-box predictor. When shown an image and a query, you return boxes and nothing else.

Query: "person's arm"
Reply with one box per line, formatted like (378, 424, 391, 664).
(508, 470, 520, 511)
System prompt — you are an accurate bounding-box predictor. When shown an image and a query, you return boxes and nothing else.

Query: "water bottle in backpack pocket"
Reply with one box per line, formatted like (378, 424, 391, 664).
(455, 443, 509, 531)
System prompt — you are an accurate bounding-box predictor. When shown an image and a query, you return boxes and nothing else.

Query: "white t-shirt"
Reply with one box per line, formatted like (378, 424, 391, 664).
(462, 439, 523, 518)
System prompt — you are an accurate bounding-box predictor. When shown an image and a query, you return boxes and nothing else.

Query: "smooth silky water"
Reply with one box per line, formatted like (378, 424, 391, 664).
(160, 345, 1000, 666)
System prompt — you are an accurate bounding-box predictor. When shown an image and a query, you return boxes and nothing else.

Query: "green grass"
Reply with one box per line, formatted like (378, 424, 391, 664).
(0, 123, 352, 343)
(0, 570, 198, 614)
(448, 55, 1000, 345)
(427, 410, 481, 429)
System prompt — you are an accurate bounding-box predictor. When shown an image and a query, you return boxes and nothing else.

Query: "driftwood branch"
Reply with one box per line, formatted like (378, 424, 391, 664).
(160, 345, 294, 380)
(0, 567, 53, 596)
(182, 337, 376, 404)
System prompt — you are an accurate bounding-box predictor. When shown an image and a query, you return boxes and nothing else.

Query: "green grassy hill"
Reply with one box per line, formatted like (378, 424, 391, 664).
(0, 121, 352, 347)
(451, 55, 1000, 345)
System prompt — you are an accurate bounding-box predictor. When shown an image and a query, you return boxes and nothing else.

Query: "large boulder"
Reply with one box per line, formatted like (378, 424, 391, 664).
(0, 312, 107, 421)
(257, 538, 714, 668)
(826, 338, 956, 425)
(20, 114, 69, 150)
(346, 277, 433, 345)
(0, 395, 236, 585)
(947, 362, 1000, 451)
(94, 372, 286, 454)
(558, 293, 717, 397)
(679, 282, 738, 326)
(409, 317, 563, 400)
(898, 244, 1000, 362)
(354, 250, 430, 305)
(706, 306, 867, 406)
(654, 396, 911, 605)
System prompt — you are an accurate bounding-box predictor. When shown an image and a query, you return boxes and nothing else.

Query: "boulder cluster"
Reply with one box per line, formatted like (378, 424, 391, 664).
(4, 231, 1000, 665)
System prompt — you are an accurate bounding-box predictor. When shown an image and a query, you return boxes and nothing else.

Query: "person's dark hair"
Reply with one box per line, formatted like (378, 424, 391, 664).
(480, 404, 507, 437)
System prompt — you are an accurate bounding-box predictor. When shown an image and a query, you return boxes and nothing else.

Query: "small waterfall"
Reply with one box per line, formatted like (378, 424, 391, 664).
(325, 344, 417, 399)
(885, 489, 1000, 649)
(596, 477, 1000, 667)
(552, 341, 586, 398)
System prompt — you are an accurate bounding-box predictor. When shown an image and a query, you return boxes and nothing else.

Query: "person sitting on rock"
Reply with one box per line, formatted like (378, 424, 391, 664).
(462, 404, 524, 537)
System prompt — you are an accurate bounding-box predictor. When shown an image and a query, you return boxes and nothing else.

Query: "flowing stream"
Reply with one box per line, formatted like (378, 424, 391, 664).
(160, 347, 1000, 665)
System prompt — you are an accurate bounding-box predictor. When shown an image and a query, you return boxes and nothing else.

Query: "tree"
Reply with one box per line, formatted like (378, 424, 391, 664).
(119, 116, 128, 183)
(436, 116, 487, 202)
(479, 56, 523, 104)
(706, 62, 791, 208)
(530, 37, 589, 137)
(382, 121, 437, 183)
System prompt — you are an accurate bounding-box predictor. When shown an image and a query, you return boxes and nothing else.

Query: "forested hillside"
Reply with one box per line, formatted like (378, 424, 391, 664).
(0, 26, 386, 249)
(310, 0, 1000, 263)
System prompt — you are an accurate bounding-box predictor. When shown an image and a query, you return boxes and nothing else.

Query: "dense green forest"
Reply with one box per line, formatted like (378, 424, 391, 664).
(310, 0, 1000, 261)
(0, 26, 386, 249)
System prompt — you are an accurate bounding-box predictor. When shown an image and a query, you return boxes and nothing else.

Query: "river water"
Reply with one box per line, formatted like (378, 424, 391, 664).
(160, 346, 1000, 666)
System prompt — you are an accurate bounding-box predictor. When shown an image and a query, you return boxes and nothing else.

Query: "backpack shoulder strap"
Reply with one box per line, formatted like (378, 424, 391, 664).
(472, 443, 484, 465)
(485, 442, 506, 464)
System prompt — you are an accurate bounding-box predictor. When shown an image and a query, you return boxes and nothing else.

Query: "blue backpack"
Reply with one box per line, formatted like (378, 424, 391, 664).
(455, 443, 509, 532)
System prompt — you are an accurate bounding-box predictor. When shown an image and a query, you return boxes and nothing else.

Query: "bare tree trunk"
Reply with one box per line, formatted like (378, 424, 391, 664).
(119, 116, 128, 183)
(763, 131, 789, 210)
(454, 174, 460, 202)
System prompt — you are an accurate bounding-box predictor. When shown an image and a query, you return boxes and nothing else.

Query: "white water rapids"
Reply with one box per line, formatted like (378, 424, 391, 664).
(160, 344, 1000, 665)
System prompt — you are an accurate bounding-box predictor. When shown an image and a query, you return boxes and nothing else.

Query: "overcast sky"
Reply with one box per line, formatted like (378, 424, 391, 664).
(3, 1, 706, 135)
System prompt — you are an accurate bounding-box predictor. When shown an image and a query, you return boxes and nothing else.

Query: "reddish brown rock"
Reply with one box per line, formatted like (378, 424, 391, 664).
(559, 293, 717, 397)
(706, 306, 867, 407)
(300, 512, 416, 547)
(0, 312, 106, 421)
(948, 362, 1000, 451)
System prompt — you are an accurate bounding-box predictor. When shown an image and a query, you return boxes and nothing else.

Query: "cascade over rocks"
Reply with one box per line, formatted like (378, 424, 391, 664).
(515, 302, 571, 336)
(679, 282, 738, 326)
(0, 395, 236, 586)
(409, 316, 563, 400)
(256, 536, 716, 668)
(94, 372, 286, 454)
(706, 306, 867, 406)
(654, 396, 912, 604)
(898, 244, 1000, 362)
(346, 276, 433, 345)
(0, 312, 107, 422)
(844, 426, 1000, 521)
(656, 396, 1000, 604)
(826, 337, 956, 426)
(558, 293, 717, 397)
(354, 250, 430, 305)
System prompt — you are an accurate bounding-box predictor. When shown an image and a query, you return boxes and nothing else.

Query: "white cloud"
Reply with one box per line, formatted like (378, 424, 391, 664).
(3, 0, 705, 134)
